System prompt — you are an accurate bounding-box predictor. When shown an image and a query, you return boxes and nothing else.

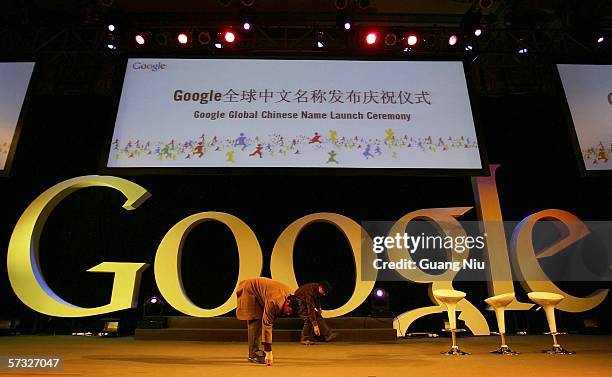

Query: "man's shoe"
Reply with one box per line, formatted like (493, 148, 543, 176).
(301, 340, 316, 345)
(324, 332, 338, 342)
(248, 355, 266, 364)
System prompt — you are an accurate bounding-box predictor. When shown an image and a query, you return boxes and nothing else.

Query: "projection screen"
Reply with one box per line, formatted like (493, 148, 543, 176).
(106, 58, 483, 171)
(0, 62, 35, 173)
(558, 64, 612, 172)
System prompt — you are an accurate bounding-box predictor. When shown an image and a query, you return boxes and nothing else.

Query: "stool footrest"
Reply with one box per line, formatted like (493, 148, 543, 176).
(490, 346, 519, 355)
(441, 328, 466, 333)
(442, 346, 471, 356)
(543, 345, 574, 355)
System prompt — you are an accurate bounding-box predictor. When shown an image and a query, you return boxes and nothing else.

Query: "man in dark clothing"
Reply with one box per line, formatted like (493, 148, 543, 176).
(294, 281, 338, 345)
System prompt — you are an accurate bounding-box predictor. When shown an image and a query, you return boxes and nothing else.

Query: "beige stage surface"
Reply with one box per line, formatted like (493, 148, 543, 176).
(1, 335, 611, 377)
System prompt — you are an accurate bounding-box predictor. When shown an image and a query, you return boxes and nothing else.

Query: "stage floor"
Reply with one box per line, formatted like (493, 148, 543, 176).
(1, 335, 611, 377)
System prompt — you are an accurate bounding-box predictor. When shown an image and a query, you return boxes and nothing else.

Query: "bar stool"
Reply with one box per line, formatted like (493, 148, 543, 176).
(433, 289, 470, 355)
(527, 292, 574, 355)
(485, 293, 518, 355)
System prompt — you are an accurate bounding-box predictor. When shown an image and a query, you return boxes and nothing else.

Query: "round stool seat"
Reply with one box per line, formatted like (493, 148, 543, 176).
(527, 292, 564, 307)
(433, 289, 466, 305)
(485, 293, 515, 309)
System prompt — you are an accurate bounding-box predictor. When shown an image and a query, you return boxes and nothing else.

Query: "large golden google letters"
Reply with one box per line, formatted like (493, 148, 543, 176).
(6, 166, 608, 336)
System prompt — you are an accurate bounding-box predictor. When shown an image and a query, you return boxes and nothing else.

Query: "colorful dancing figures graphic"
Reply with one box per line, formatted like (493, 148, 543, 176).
(363, 144, 374, 159)
(327, 150, 339, 164)
(596, 142, 609, 164)
(384, 129, 395, 143)
(193, 141, 205, 158)
(226, 150, 236, 163)
(329, 130, 338, 144)
(249, 144, 264, 158)
(235, 133, 248, 151)
(309, 132, 322, 144)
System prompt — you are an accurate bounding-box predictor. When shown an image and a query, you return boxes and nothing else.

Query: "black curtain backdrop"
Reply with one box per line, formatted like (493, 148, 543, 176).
(0, 67, 611, 335)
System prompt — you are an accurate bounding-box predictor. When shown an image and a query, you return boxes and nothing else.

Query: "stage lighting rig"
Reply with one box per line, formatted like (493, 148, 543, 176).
(448, 34, 459, 46)
(365, 31, 378, 45)
(316, 31, 326, 48)
(370, 288, 392, 317)
(384, 32, 397, 47)
(177, 32, 190, 45)
(198, 31, 212, 45)
(134, 32, 151, 46)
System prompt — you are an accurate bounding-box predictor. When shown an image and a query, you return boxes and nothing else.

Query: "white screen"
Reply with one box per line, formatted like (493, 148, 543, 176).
(0, 62, 35, 171)
(107, 59, 482, 169)
(558, 64, 612, 171)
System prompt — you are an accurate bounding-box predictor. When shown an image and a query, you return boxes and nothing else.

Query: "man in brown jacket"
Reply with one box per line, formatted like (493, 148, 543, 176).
(236, 277, 302, 365)
(294, 281, 337, 345)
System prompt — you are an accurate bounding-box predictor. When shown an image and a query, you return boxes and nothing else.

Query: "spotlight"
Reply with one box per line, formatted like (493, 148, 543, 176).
(406, 33, 418, 46)
(465, 44, 474, 51)
(215, 42, 223, 49)
(107, 24, 116, 32)
(198, 31, 212, 45)
(334, 0, 349, 10)
(243, 22, 251, 31)
(316, 31, 326, 48)
(135, 32, 150, 45)
(224, 31, 236, 43)
(144, 296, 165, 316)
(474, 28, 483, 37)
(384, 32, 397, 46)
(597, 35, 605, 43)
(356, 0, 370, 9)
(448, 34, 458, 46)
(177, 32, 190, 45)
(518, 47, 528, 54)
(106, 43, 117, 50)
(365, 32, 378, 45)
(370, 288, 391, 317)
(98, 318, 120, 337)
(155, 32, 168, 46)
(344, 21, 352, 30)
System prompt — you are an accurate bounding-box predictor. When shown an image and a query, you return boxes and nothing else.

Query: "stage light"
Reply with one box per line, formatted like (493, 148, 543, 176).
(406, 33, 418, 46)
(448, 34, 458, 46)
(106, 44, 117, 50)
(215, 42, 223, 49)
(370, 288, 391, 316)
(316, 31, 326, 48)
(144, 296, 166, 316)
(224, 31, 236, 43)
(357, 0, 369, 9)
(597, 35, 605, 43)
(365, 32, 378, 45)
(135, 34, 147, 45)
(198, 31, 211, 45)
(518, 47, 528, 54)
(107, 24, 115, 32)
(98, 318, 120, 337)
(177, 33, 190, 45)
(344, 21, 352, 30)
(243, 22, 251, 31)
(384, 33, 397, 46)
(155, 32, 168, 46)
(334, 0, 348, 10)
(465, 44, 474, 51)
(474, 28, 483, 37)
